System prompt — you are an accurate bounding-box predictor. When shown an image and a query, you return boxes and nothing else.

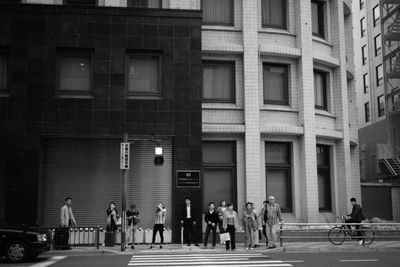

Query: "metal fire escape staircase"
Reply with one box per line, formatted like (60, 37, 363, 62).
(381, 147, 400, 176)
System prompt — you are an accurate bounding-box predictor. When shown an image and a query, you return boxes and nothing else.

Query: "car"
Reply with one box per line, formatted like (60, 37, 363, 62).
(0, 222, 50, 263)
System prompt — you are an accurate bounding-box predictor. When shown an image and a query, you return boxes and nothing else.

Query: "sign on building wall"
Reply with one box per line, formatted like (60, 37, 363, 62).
(176, 170, 200, 188)
(120, 142, 130, 170)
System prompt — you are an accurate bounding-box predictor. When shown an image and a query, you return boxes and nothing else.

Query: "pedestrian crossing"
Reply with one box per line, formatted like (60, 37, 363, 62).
(128, 253, 293, 267)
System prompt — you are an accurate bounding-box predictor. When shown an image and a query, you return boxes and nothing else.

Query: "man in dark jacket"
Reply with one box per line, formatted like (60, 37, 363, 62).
(203, 202, 219, 248)
(346, 197, 364, 245)
(180, 197, 199, 246)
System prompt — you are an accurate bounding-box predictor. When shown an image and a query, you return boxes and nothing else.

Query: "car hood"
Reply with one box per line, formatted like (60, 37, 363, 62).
(1, 225, 49, 235)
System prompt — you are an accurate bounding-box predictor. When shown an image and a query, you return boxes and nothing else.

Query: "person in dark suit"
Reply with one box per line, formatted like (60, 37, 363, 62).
(180, 197, 199, 246)
(346, 197, 364, 245)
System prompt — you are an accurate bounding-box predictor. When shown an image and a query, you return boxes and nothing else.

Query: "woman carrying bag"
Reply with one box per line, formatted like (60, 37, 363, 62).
(222, 203, 239, 251)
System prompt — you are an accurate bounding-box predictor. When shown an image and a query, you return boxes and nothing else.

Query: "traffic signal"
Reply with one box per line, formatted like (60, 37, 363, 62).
(154, 145, 164, 166)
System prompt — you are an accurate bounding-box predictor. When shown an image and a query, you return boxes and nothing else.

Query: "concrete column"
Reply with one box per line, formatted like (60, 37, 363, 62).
(242, 0, 261, 204)
(331, 0, 355, 215)
(295, 0, 319, 222)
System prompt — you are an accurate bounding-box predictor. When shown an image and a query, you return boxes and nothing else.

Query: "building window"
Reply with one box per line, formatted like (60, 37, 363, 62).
(311, 0, 325, 38)
(202, 0, 234, 26)
(373, 4, 380, 27)
(314, 70, 328, 110)
(362, 45, 367, 65)
(263, 63, 289, 105)
(0, 53, 6, 93)
(378, 95, 385, 117)
(261, 0, 287, 29)
(363, 73, 369, 94)
(376, 64, 383, 86)
(359, 0, 364, 10)
(127, 0, 162, 8)
(365, 102, 370, 122)
(127, 53, 162, 96)
(58, 50, 93, 95)
(360, 17, 366, 37)
(317, 145, 331, 212)
(374, 34, 382, 56)
(202, 142, 236, 211)
(203, 61, 235, 103)
(265, 142, 292, 212)
(64, 0, 96, 4)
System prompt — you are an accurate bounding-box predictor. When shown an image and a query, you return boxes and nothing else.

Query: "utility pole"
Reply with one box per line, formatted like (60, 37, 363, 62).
(120, 133, 129, 251)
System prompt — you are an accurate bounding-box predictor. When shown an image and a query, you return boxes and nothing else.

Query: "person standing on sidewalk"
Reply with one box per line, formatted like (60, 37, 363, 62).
(180, 197, 199, 246)
(252, 202, 262, 248)
(203, 202, 219, 249)
(345, 197, 364, 245)
(265, 196, 282, 249)
(261, 200, 269, 247)
(243, 202, 257, 250)
(223, 203, 239, 251)
(106, 202, 118, 232)
(126, 204, 140, 250)
(217, 200, 227, 244)
(150, 202, 166, 249)
(58, 197, 77, 249)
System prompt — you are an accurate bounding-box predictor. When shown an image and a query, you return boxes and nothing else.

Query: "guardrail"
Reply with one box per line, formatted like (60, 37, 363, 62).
(279, 222, 400, 247)
(48, 227, 102, 250)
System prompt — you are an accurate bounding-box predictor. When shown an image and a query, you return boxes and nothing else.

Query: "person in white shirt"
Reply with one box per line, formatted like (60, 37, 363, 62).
(60, 197, 77, 227)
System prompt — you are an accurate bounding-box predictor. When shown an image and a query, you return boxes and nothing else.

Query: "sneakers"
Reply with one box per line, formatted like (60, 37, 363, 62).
(131, 245, 135, 249)
(149, 245, 154, 249)
(160, 245, 163, 249)
(359, 239, 364, 246)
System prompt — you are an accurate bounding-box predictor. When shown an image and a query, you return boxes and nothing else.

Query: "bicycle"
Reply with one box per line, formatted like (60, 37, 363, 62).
(328, 216, 375, 246)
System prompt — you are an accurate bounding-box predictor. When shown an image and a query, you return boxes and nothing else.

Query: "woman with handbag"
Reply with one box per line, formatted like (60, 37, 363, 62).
(222, 203, 239, 251)
(217, 200, 227, 244)
(243, 202, 257, 250)
(150, 202, 166, 249)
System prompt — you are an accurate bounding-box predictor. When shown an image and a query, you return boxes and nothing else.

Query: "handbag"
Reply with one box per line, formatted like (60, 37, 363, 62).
(219, 232, 231, 243)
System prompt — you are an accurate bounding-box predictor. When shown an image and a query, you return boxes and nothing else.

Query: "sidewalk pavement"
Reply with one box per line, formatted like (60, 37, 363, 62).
(45, 241, 400, 256)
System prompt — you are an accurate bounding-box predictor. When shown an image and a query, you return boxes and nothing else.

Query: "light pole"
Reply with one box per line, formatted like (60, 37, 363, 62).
(120, 133, 163, 252)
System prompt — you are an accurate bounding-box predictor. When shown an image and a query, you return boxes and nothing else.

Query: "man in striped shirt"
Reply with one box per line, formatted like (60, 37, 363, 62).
(265, 196, 282, 249)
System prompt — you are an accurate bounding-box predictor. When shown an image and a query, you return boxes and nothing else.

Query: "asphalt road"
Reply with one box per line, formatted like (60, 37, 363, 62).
(1, 251, 400, 267)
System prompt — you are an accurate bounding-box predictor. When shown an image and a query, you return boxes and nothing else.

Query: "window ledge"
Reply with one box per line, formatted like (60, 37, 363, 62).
(125, 95, 163, 100)
(201, 25, 241, 32)
(260, 105, 298, 113)
(202, 103, 243, 110)
(315, 109, 335, 118)
(56, 94, 94, 99)
(312, 36, 333, 47)
(258, 28, 296, 37)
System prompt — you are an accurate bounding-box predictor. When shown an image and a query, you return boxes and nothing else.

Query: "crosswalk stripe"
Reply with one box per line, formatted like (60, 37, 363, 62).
(128, 264, 292, 267)
(130, 257, 257, 262)
(130, 253, 263, 258)
(129, 258, 276, 263)
(128, 260, 291, 266)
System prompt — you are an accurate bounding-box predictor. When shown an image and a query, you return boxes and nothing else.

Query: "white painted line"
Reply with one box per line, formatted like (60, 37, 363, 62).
(128, 260, 291, 266)
(101, 248, 126, 255)
(130, 253, 263, 258)
(130, 255, 263, 259)
(282, 260, 305, 263)
(339, 259, 379, 262)
(29, 256, 67, 267)
(129, 257, 256, 262)
(128, 264, 291, 267)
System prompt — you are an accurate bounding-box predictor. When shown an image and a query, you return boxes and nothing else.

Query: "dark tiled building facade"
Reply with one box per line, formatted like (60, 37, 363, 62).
(0, 3, 202, 242)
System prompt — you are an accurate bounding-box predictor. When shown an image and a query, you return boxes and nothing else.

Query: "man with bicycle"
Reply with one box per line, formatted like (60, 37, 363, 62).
(345, 197, 364, 245)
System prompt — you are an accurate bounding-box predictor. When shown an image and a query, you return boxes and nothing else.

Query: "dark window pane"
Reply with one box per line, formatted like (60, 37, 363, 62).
(203, 61, 235, 102)
(263, 64, 288, 104)
(363, 73, 369, 94)
(318, 170, 331, 211)
(311, 0, 324, 37)
(128, 0, 162, 8)
(376, 64, 383, 86)
(316, 145, 329, 167)
(373, 5, 380, 26)
(374, 34, 381, 56)
(128, 55, 160, 95)
(378, 95, 385, 117)
(365, 102, 370, 122)
(314, 71, 327, 110)
(266, 169, 290, 210)
(0, 54, 6, 90)
(59, 57, 91, 92)
(261, 0, 286, 29)
(362, 45, 367, 65)
(203, 168, 234, 210)
(202, 0, 233, 25)
(265, 142, 290, 164)
(203, 142, 235, 164)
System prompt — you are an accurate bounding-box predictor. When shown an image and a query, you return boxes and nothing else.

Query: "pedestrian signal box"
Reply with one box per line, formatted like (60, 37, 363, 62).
(120, 143, 130, 169)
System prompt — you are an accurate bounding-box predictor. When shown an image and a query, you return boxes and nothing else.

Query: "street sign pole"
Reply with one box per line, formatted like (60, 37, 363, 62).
(121, 133, 129, 252)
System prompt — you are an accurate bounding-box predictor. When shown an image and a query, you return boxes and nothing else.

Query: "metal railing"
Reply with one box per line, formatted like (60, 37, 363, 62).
(48, 226, 102, 250)
(279, 222, 400, 247)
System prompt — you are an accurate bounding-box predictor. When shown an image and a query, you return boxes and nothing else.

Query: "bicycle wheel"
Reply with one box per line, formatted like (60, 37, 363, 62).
(361, 226, 374, 245)
(328, 227, 346, 245)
